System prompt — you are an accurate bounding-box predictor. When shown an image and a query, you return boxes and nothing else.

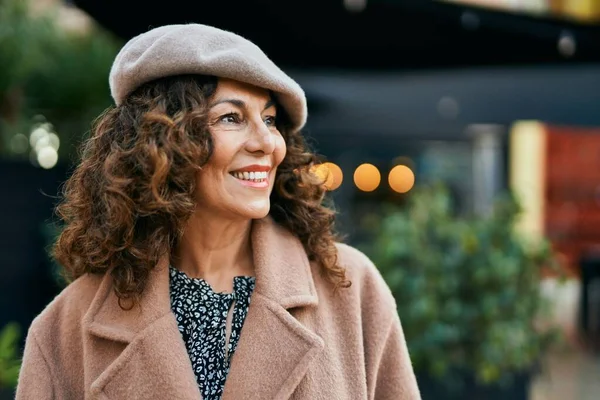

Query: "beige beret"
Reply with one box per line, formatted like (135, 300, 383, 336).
(109, 24, 307, 131)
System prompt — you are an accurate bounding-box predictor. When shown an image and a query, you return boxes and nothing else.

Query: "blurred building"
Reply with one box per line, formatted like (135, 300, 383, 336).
(444, 0, 600, 22)
(511, 122, 600, 274)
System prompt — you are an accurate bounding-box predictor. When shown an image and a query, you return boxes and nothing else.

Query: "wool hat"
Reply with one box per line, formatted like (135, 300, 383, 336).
(109, 24, 307, 131)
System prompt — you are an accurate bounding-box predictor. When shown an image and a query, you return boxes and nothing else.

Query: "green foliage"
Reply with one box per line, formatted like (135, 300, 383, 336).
(0, 0, 46, 94)
(0, 323, 21, 389)
(0, 0, 121, 159)
(359, 183, 563, 384)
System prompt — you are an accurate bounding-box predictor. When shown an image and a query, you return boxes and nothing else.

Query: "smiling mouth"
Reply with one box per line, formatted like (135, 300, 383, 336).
(230, 171, 269, 183)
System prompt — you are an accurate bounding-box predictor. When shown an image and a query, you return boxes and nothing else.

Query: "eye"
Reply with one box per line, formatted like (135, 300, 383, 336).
(219, 112, 242, 124)
(264, 115, 277, 127)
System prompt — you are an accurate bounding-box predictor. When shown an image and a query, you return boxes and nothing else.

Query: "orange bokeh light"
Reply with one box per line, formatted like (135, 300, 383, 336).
(354, 163, 381, 192)
(388, 165, 415, 193)
(312, 162, 343, 190)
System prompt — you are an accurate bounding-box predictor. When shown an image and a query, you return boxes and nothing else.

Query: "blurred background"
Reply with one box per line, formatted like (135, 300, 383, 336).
(1, 0, 600, 398)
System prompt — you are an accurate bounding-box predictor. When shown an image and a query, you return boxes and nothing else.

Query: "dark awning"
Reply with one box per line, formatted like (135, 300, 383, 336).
(71, 0, 600, 69)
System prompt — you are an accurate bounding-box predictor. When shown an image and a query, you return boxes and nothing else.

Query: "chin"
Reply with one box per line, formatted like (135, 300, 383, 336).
(242, 202, 271, 220)
(246, 208, 270, 220)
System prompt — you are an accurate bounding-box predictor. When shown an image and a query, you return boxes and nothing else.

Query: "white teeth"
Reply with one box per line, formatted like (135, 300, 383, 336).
(232, 170, 269, 181)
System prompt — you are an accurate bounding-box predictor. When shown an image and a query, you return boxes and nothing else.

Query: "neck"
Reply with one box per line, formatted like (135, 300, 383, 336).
(171, 209, 254, 292)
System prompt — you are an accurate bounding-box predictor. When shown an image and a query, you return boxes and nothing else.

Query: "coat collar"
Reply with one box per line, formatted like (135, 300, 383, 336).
(250, 216, 318, 308)
(84, 216, 323, 399)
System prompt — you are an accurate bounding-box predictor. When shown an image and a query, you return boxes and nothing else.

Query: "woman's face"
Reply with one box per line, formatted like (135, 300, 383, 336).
(193, 78, 286, 220)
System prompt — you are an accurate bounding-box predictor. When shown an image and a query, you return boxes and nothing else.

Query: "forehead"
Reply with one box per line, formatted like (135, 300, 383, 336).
(212, 78, 273, 105)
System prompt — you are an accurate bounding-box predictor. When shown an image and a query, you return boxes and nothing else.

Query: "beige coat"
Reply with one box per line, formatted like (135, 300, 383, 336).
(16, 217, 420, 399)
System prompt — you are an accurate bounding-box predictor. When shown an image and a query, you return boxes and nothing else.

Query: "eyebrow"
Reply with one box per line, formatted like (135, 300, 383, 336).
(209, 98, 276, 112)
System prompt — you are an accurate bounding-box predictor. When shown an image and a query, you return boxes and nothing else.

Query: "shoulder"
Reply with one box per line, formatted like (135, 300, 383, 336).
(333, 242, 397, 318)
(27, 273, 105, 344)
(335, 242, 394, 298)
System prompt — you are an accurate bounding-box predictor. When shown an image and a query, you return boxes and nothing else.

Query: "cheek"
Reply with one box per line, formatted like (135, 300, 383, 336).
(194, 141, 229, 189)
(208, 135, 233, 167)
(201, 133, 240, 176)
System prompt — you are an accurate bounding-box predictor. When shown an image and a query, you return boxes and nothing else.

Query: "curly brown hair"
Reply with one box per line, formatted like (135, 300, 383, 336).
(54, 74, 350, 305)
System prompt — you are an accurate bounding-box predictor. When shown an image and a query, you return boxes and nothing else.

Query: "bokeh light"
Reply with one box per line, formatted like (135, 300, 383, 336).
(47, 133, 60, 151)
(29, 126, 48, 148)
(388, 165, 415, 193)
(28, 120, 60, 169)
(37, 147, 58, 169)
(354, 163, 381, 192)
(312, 162, 343, 191)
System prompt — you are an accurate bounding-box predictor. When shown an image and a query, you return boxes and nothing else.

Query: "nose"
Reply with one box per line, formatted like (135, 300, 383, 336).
(246, 120, 276, 155)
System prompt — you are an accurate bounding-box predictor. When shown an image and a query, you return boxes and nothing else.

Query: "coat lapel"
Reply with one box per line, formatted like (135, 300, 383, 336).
(83, 216, 323, 399)
(83, 257, 200, 399)
(222, 217, 324, 399)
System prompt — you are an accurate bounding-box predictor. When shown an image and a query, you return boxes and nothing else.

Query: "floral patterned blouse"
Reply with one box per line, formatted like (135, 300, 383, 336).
(169, 266, 256, 400)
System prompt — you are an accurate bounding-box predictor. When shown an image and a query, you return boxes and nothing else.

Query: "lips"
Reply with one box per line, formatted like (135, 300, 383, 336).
(229, 164, 271, 187)
(231, 165, 271, 173)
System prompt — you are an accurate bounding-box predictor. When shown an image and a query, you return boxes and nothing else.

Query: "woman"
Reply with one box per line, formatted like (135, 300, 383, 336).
(16, 24, 420, 399)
